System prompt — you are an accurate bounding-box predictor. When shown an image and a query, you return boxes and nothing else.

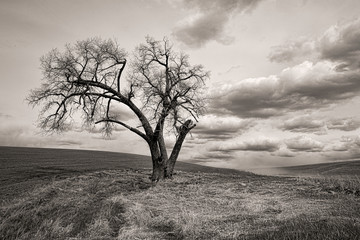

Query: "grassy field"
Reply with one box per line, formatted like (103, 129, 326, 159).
(1, 146, 360, 239)
(0, 146, 239, 201)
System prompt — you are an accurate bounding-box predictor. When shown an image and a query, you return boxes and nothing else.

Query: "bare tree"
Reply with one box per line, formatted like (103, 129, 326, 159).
(27, 37, 209, 181)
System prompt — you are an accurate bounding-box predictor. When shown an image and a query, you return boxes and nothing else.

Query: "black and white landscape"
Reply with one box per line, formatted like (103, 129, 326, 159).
(1, 0, 360, 239)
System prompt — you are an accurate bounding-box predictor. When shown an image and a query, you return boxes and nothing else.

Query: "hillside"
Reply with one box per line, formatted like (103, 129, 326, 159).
(278, 159, 360, 176)
(1, 146, 360, 239)
(0, 146, 240, 201)
(251, 160, 360, 177)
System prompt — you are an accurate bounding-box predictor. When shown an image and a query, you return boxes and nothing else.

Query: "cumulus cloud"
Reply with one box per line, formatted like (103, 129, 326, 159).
(213, 18, 360, 120)
(192, 114, 254, 140)
(210, 61, 360, 118)
(269, 18, 360, 70)
(285, 136, 324, 152)
(280, 115, 326, 134)
(325, 136, 355, 152)
(211, 137, 281, 153)
(268, 37, 317, 63)
(279, 116, 360, 134)
(274, 146, 297, 157)
(327, 117, 360, 131)
(187, 17, 360, 167)
(323, 135, 360, 160)
(320, 18, 360, 69)
(173, 0, 264, 47)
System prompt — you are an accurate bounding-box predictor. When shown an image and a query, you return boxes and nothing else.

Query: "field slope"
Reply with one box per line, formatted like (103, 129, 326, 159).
(252, 160, 360, 177)
(0, 146, 240, 201)
(1, 146, 360, 239)
(278, 159, 360, 176)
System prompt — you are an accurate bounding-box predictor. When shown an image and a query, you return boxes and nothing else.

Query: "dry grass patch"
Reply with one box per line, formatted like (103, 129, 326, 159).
(118, 171, 360, 239)
(1, 170, 359, 239)
(299, 175, 360, 196)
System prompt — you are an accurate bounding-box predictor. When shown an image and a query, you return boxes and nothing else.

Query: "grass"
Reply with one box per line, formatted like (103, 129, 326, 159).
(1, 146, 360, 239)
(1, 169, 360, 239)
(298, 175, 360, 196)
(0, 146, 240, 202)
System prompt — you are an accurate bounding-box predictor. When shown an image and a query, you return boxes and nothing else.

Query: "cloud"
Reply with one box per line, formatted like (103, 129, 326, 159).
(210, 61, 360, 118)
(274, 147, 297, 157)
(0, 118, 83, 148)
(192, 114, 254, 140)
(194, 151, 234, 161)
(173, 0, 264, 47)
(213, 18, 360, 120)
(269, 18, 360, 70)
(108, 105, 136, 121)
(0, 112, 150, 155)
(173, 11, 232, 48)
(325, 136, 355, 152)
(323, 135, 360, 160)
(285, 136, 324, 152)
(320, 18, 360, 69)
(268, 37, 317, 63)
(280, 115, 326, 134)
(327, 117, 360, 131)
(211, 137, 281, 153)
(187, 17, 360, 167)
(279, 116, 360, 134)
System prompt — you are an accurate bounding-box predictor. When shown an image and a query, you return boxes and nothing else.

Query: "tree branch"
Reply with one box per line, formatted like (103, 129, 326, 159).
(117, 60, 126, 93)
(95, 118, 149, 142)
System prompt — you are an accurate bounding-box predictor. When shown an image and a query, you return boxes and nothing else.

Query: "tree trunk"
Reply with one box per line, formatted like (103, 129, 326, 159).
(165, 120, 193, 178)
(149, 141, 166, 182)
(151, 157, 165, 182)
(148, 120, 194, 181)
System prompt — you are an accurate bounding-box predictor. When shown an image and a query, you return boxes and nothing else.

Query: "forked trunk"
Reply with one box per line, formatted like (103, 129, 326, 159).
(149, 120, 194, 182)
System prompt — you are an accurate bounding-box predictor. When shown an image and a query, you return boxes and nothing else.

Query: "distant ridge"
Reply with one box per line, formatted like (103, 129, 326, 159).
(278, 159, 360, 176)
(251, 159, 360, 176)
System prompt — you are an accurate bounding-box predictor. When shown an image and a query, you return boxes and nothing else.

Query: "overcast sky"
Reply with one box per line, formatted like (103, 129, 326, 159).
(1, 0, 360, 169)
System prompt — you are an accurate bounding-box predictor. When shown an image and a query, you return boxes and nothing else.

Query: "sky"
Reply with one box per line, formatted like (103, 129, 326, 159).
(1, 0, 360, 169)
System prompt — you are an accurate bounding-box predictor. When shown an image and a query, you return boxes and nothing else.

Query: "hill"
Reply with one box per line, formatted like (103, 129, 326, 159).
(0, 146, 240, 201)
(251, 160, 360, 177)
(278, 159, 360, 176)
(1, 146, 360, 239)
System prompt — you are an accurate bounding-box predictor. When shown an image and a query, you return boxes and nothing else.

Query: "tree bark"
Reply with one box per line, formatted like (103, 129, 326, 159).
(149, 141, 165, 182)
(157, 123, 168, 164)
(148, 120, 194, 181)
(165, 120, 193, 178)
